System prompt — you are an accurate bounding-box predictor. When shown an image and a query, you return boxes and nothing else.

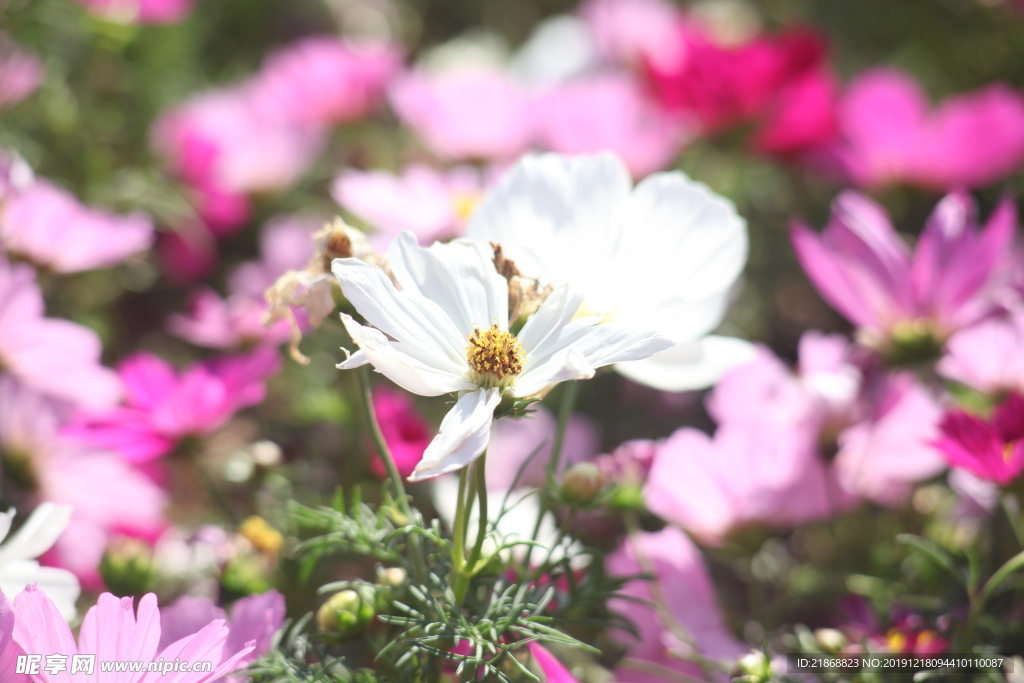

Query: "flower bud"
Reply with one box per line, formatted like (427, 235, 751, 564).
(100, 537, 155, 597)
(377, 566, 407, 588)
(735, 650, 772, 682)
(560, 463, 605, 506)
(814, 628, 847, 652)
(316, 588, 376, 638)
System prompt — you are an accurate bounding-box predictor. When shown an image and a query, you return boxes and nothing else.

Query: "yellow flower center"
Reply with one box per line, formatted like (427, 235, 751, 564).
(466, 324, 525, 387)
(450, 192, 480, 223)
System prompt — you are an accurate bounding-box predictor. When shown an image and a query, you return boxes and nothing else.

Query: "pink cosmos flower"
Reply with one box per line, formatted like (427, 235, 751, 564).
(0, 256, 121, 408)
(934, 393, 1024, 487)
(646, 23, 833, 140)
(528, 643, 581, 683)
(227, 215, 320, 299)
(1, 179, 154, 273)
(389, 68, 534, 161)
(10, 587, 256, 683)
(158, 222, 220, 287)
(158, 590, 286, 677)
(606, 526, 744, 683)
(255, 37, 401, 126)
(579, 0, 684, 70)
(332, 164, 483, 247)
(753, 65, 839, 157)
(0, 40, 43, 109)
(0, 377, 167, 588)
(153, 85, 325, 232)
(938, 310, 1024, 394)
(809, 68, 1024, 190)
(792, 191, 1016, 347)
(72, 0, 201, 24)
(63, 347, 281, 463)
(368, 386, 432, 479)
(0, 149, 34, 203)
(534, 73, 692, 177)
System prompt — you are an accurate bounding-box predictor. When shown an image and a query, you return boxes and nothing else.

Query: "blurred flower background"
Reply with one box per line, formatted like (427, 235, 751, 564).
(3, 0, 1024, 680)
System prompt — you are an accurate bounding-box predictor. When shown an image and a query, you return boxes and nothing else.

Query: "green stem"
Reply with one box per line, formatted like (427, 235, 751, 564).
(466, 452, 489, 573)
(452, 466, 470, 571)
(453, 454, 490, 606)
(356, 367, 426, 583)
(524, 381, 579, 568)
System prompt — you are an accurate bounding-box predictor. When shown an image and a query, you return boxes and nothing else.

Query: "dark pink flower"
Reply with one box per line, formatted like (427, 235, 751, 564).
(369, 386, 432, 479)
(255, 37, 401, 126)
(72, 0, 201, 24)
(934, 393, 1024, 487)
(1, 179, 154, 273)
(792, 191, 1016, 345)
(63, 347, 281, 463)
(808, 68, 1024, 189)
(528, 643, 581, 683)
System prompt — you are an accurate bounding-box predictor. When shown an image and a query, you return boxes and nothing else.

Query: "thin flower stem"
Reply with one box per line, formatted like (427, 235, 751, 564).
(356, 367, 426, 583)
(467, 452, 489, 573)
(453, 454, 490, 606)
(524, 381, 579, 568)
(453, 466, 470, 571)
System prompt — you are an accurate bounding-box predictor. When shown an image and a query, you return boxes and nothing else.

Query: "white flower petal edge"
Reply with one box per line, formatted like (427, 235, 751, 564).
(0, 503, 80, 620)
(614, 335, 758, 392)
(411, 389, 503, 481)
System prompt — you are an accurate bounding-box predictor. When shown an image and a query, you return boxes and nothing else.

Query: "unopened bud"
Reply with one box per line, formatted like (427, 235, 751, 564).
(814, 628, 847, 652)
(736, 650, 772, 681)
(316, 588, 376, 637)
(560, 463, 605, 506)
(377, 567, 407, 588)
(100, 537, 155, 597)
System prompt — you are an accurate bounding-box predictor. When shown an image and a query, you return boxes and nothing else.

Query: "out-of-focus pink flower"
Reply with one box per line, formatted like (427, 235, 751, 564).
(11, 588, 256, 682)
(389, 68, 534, 161)
(839, 597, 950, 656)
(167, 289, 294, 349)
(646, 23, 833, 143)
(332, 164, 483, 247)
(72, 0, 201, 24)
(0, 40, 43, 109)
(153, 85, 325, 229)
(63, 347, 281, 463)
(158, 221, 219, 286)
(0, 149, 34, 204)
(753, 66, 839, 156)
(228, 215, 320, 298)
(255, 37, 401, 126)
(792, 191, 1016, 346)
(528, 643, 581, 683)
(809, 68, 1024, 190)
(938, 310, 1024, 394)
(607, 526, 744, 683)
(579, 0, 684, 70)
(646, 423, 836, 544)
(0, 378, 166, 588)
(484, 405, 600, 492)
(0, 592, 29, 683)
(1, 180, 153, 273)
(369, 386, 432, 479)
(934, 393, 1024, 487)
(0, 256, 121, 408)
(594, 438, 656, 487)
(534, 73, 692, 177)
(159, 590, 286, 677)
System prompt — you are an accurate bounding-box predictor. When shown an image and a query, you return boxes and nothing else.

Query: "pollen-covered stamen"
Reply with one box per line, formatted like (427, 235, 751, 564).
(466, 324, 525, 385)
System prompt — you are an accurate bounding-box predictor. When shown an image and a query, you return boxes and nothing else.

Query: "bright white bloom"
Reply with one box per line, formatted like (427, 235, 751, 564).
(465, 152, 753, 391)
(332, 231, 671, 481)
(0, 503, 80, 620)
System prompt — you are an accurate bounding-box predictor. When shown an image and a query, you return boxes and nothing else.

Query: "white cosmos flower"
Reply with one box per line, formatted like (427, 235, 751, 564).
(465, 152, 755, 392)
(332, 231, 672, 481)
(0, 503, 80, 620)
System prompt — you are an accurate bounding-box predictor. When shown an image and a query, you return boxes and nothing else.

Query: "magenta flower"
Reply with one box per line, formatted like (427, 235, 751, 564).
(938, 310, 1024, 395)
(64, 347, 281, 463)
(389, 68, 534, 161)
(368, 386, 432, 479)
(1, 179, 154, 273)
(792, 191, 1016, 347)
(809, 68, 1024, 190)
(332, 164, 484, 247)
(72, 0, 201, 24)
(579, 0, 684, 70)
(159, 590, 286, 678)
(606, 526, 744, 683)
(934, 393, 1024, 487)
(255, 37, 401, 126)
(0, 39, 43, 109)
(0, 377, 167, 588)
(534, 73, 692, 177)
(528, 643, 581, 683)
(10, 587, 256, 683)
(0, 256, 121, 408)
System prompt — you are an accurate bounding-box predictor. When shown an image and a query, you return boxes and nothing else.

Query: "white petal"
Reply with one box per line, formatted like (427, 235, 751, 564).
(0, 509, 13, 544)
(565, 322, 675, 369)
(614, 335, 758, 392)
(615, 287, 733, 344)
(331, 257, 466, 373)
(340, 315, 475, 397)
(0, 503, 71, 565)
(0, 561, 80, 621)
(464, 153, 632, 289)
(389, 232, 508, 334)
(410, 388, 502, 481)
(516, 285, 590, 363)
(512, 346, 594, 398)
